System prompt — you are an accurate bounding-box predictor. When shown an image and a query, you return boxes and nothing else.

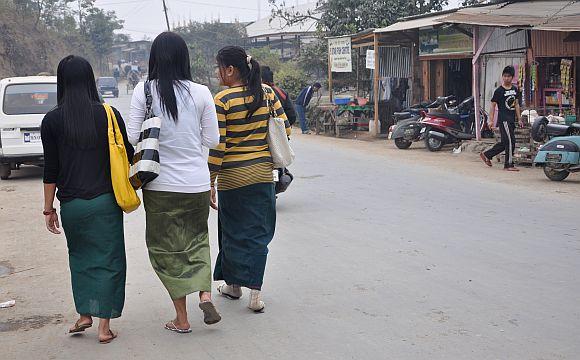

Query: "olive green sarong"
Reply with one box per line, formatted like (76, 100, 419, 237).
(60, 193, 126, 319)
(143, 190, 212, 300)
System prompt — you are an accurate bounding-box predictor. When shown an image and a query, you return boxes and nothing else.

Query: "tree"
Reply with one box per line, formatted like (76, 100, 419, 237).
(83, 7, 123, 71)
(174, 20, 247, 88)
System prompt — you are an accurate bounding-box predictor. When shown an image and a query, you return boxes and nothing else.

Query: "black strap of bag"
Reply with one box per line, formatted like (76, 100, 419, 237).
(144, 81, 154, 119)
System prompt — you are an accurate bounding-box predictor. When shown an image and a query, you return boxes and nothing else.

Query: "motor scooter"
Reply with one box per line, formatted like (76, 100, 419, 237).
(533, 136, 580, 181)
(391, 98, 447, 149)
(421, 96, 478, 151)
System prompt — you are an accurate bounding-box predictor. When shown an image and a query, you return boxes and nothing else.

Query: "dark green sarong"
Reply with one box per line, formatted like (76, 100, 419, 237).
(214, 183, 276, 290)
(60, 193, 126, 319)
(143, 190, 212, 300)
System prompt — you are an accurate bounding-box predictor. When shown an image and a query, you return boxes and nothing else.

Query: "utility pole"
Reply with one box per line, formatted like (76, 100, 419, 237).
(162, 0, 170, 31)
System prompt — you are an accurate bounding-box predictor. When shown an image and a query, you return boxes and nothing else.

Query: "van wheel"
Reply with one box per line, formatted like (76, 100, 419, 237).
(0, 165, 11, 180)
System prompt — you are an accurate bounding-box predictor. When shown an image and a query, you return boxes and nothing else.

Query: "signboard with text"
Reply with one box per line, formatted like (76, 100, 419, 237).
(329, 37, 352, 73)
(366, 49, 375, 70)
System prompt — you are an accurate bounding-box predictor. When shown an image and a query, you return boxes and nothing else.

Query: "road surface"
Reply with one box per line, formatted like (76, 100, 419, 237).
(1, 89, 579, 360)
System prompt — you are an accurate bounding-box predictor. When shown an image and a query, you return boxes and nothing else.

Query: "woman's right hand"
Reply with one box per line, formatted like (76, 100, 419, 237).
(210, 187, 218, 210)
(45, 212, 61, 234)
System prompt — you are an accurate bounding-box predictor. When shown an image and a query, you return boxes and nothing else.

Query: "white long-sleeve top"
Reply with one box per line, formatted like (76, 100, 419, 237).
(128, 80, 220, 194)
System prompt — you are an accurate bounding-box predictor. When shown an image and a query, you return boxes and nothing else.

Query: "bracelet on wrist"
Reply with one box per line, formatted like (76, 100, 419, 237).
(43, 208, 56, 216)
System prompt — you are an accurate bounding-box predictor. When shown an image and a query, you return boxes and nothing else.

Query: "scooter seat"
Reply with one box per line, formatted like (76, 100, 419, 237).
(394, 112, 411, 118)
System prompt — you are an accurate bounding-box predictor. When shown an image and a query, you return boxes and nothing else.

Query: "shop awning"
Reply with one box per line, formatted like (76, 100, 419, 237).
(374, 13, 454, 33)
(443, 0, 580, 32)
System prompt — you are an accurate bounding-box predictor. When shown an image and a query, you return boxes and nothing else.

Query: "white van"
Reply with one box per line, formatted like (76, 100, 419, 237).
(0, 76, 57, 180)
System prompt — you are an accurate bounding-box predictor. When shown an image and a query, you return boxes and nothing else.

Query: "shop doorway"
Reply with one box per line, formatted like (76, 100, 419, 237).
(446, 59, 472, 102)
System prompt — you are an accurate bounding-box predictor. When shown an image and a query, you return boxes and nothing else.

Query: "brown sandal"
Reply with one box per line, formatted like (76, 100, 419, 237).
(99, 329, 118, 344)
(69, 320, 92, 334)
(199, 301, 222, 325)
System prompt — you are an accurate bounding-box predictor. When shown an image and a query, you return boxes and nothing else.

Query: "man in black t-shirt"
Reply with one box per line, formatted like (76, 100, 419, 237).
(480, 65, 523, 171)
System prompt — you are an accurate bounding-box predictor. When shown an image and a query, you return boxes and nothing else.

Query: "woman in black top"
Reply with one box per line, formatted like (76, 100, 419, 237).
(41, 56, 133, 344)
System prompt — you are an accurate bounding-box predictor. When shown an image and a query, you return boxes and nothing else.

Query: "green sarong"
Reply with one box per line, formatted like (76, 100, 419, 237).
(60, 193, 126, 319)
(143, 190, 212, 300)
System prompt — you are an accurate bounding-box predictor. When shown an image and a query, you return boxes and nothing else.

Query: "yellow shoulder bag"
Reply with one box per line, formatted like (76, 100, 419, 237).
(104, 104, 141, 213)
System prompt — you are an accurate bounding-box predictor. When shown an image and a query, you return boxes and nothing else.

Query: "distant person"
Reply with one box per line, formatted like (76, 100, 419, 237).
(41, 55, 134, 344)
(210, 46, 290, 312)
(295, 82, 321, 134)
(113, 67, 120, 82)
(261, 66, 297, 126)
(480, 65, 523, 171)
(128, 32, 221, 334)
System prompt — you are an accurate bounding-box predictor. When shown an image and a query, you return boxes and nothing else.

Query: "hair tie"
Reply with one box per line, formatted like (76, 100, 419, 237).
(246, 55, 252, 70)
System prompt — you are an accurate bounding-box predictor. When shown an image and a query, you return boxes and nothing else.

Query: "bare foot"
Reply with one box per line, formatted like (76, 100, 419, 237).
(199, 291, 211, 303)
(99, 329, 118, 344)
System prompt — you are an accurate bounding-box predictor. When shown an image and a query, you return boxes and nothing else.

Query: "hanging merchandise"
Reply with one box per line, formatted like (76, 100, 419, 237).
(518, 63, 526, 105)
(530, 62, 538, 92)
(561, 59, 572, 96)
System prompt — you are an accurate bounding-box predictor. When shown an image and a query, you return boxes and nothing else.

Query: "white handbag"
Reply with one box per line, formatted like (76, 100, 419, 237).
(265, 90, 295, 168)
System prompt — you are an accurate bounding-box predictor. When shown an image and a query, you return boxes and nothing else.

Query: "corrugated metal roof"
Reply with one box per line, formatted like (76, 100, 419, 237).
(374, 14, 452, 33)
(246, 3, 319, 38)
(443, 0, 580, 31)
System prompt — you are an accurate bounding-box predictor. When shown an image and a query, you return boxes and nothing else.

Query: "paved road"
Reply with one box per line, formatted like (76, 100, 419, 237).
(1, 90, 579, 359)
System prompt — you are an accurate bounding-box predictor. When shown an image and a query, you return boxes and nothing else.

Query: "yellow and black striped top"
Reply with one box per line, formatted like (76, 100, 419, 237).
(209, 85, 290, 191)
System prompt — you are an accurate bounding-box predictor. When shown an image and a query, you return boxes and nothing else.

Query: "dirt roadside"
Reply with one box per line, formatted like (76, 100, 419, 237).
(300, 131, 580, 198)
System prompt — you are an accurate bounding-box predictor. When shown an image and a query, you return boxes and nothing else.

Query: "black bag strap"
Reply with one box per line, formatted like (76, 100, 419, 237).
(144, 80, 154, 119)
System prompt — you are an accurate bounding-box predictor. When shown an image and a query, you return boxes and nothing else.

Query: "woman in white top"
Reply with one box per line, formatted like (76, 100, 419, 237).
(128, 32, 221, 333)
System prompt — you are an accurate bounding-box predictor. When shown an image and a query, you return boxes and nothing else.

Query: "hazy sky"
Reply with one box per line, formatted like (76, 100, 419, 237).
(96, 0, 461, 40)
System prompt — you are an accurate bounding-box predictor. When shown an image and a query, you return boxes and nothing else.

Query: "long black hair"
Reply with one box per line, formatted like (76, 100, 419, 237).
(217, 46, 262, 118)
(148, 32, 193, 121)
(56, 55, 101, 149)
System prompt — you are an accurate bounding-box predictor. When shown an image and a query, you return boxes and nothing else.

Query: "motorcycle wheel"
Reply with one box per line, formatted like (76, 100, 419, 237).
(425, 134, 444, 152)
(394, 138, 412, 149)
(531, 117, 549, 142)
(543, 165, 570, 181)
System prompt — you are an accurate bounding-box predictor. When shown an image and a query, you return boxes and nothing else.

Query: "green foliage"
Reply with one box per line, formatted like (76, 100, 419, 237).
(174, 20, 247, 87)
(246, 47, 282, 72)
(276, 62, 309, 98)
(82, 7, 123, 56)
(296, 38, 327, 78)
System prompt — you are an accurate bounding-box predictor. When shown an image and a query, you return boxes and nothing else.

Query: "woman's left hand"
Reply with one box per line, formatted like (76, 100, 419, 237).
(45, 212, 61, 234)
(210, 187, 218, 210)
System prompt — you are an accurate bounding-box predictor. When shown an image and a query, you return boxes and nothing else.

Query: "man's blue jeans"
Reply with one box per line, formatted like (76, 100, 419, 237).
(295, 104, 309, 133)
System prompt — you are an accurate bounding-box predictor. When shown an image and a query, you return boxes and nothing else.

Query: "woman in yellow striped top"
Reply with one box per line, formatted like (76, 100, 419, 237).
(209, 46, 290, 313)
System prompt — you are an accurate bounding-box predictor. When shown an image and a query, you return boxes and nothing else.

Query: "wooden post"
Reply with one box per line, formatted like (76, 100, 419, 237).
(328, 40, 333, 103)
(373, 33, 380, 137)
(472, 26, 494, 141)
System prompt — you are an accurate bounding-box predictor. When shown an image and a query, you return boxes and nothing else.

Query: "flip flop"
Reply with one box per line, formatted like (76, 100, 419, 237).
(480, 152, 492, 167)
(199, 301, 222, 325)
(99, 329, 117, 344)
(164, 321, 192, 334)
(69, 320, 92, 334)
(505, 167, 520, 172)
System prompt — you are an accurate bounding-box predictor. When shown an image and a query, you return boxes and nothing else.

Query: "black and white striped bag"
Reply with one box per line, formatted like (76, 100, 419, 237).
(129, 81, 161, 189)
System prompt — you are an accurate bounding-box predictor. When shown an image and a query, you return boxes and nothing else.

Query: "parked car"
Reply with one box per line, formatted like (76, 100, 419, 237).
(96, 76, 119, 98)
(0, 76, 57, 180)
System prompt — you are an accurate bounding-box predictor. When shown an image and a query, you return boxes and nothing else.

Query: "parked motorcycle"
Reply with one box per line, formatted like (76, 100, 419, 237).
(534, 136, 580, 181)
(391, 99, 445, 149)
(531, 116, 580, 142)
(422, 96, 485, 152)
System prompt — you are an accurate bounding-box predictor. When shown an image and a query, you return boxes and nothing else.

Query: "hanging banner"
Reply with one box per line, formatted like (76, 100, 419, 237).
(328, 37, 352, 73)
(366, 49, 375, 70)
